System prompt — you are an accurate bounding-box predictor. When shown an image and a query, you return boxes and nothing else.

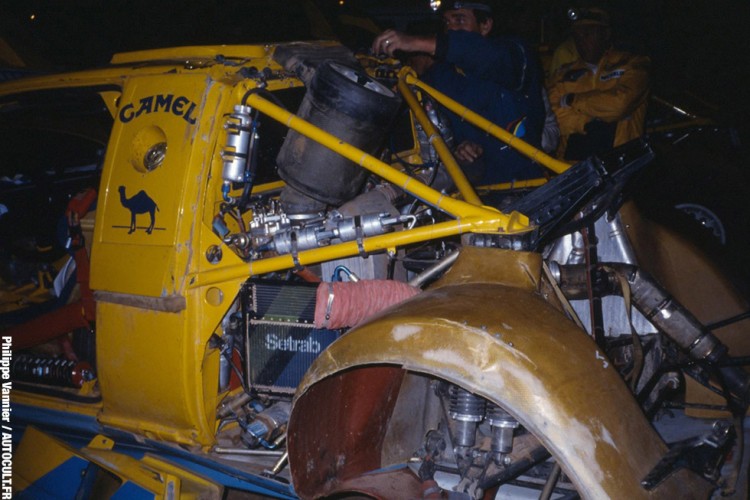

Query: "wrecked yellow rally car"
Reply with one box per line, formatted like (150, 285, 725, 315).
(1, 41, 749, 499)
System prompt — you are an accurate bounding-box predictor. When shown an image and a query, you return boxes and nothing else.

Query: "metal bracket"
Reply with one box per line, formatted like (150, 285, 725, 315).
(641, 420, 735, 490)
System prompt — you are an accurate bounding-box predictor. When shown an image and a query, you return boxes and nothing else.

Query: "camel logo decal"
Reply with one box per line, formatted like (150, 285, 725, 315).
(118, 185, 160, 234)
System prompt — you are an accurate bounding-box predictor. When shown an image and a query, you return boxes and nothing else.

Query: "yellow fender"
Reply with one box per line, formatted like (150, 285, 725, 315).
(287, 248, 713, 499)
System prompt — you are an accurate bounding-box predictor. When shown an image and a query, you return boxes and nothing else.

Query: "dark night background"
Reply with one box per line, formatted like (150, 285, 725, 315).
(2, 0, 750, 142)
(2, 0, 749, 125)
(2, 0, 750, 286)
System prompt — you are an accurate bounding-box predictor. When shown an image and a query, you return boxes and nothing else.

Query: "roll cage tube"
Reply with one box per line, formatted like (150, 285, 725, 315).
(194, 91, 533, 287)
(396, 69, 482, 206)
(399, 68, 572, 177)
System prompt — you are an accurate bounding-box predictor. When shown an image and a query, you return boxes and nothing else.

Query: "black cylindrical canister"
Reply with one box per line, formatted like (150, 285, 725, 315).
(277, 61, 401, 209)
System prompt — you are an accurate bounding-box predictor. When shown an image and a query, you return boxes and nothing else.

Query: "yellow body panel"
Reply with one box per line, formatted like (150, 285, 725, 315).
(87, 57, 243, 445)
(92, 73, 220, 295)
(3, 46, 283, 445)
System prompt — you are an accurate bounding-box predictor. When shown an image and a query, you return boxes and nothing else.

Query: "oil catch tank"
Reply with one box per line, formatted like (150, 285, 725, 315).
(242, 279, 340, 394)
(276, 61, 401, 207)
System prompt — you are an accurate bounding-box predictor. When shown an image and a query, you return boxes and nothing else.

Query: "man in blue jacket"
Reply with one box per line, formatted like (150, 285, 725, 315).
(372, 1, 547, 185)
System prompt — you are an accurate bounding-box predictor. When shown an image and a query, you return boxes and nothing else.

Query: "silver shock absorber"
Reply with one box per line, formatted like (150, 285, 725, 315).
(486, 404, 519, 461)
(220, 104, 255, 201)
(449, 386, 486, 448)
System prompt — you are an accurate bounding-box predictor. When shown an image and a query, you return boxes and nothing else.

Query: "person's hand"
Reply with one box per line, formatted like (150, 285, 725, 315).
(371, 30, 412, 57)
(372, 30, 436, 57)
(454, 141, 484, 163)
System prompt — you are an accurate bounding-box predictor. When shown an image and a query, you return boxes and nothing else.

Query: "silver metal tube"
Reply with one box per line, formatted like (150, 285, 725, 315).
(213, 447, 285, 456)
(217, 391, 252, 419)
(627, 267, 723, 362)
(408, 250, 460, 288)
(555, 262, 750, 403)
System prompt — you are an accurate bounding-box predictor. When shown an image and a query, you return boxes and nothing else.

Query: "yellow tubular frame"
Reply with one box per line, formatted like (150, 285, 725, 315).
(401, 68, 573, 175)
(244, 93, 501, 221)
(397, 72, 482, 206)
(193, 89, 535, 287)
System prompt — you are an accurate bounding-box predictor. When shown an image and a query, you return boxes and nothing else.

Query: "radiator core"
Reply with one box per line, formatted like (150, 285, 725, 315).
(243, 279, 339, 394)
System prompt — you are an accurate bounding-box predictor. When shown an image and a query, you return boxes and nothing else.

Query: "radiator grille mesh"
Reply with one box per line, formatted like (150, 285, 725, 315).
(244, 280, 339, 394)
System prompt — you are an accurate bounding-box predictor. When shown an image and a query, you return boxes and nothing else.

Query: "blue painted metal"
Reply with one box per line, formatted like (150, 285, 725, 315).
(13, 403, 298, 499)
(15, 456, 89, 499)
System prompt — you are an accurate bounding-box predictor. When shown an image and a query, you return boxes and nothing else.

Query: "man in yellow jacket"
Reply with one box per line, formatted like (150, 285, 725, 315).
(548, 7, 650, 161)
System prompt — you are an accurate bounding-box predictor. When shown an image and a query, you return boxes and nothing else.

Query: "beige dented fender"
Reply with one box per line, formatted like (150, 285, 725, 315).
(287, 247, 713, 499)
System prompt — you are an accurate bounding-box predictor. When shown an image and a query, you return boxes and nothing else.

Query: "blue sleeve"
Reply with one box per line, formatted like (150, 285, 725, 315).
(441, 31, 523, 90)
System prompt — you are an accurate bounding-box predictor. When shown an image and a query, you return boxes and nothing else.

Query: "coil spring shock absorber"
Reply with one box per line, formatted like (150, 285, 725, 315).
(486, 404, 519, 461)
(449, 385, 486, 448)
(12, 354, 95, 388)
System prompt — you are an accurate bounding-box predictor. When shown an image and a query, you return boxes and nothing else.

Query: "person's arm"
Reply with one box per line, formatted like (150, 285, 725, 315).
(372, 30, 524, 91)
(565, 54, 650, 123)
(372, 29, 436, 57)
(548, 67, 589, 136)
